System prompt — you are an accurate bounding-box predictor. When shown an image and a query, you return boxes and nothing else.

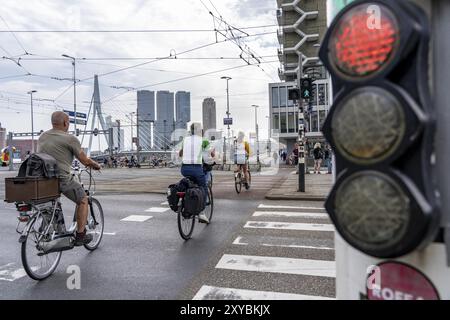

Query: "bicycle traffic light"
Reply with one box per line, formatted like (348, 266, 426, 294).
(320, 0, 439, 258)
(93, 128, 99, 136)
(75, 129, 80, 137)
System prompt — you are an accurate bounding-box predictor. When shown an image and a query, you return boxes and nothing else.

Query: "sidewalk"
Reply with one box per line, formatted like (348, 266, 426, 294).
(265, 171, 333, 201)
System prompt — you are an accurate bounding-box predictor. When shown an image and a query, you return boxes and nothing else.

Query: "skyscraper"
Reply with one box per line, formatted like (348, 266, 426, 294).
(202, 98, 216, 132)
(0, 123, 6, 150)
(155, 91, 175, 149)
(175, 91, 191, 130)
(137, 90, 155, 150)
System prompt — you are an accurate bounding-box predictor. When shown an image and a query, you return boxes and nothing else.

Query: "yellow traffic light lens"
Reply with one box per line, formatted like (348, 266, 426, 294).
(329, 3, 399, 78)
(331, 87, 405, 164)
(334, 172, 410, 250)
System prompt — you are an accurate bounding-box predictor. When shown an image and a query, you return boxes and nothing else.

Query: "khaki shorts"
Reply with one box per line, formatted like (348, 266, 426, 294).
(60, 178, 86, 205)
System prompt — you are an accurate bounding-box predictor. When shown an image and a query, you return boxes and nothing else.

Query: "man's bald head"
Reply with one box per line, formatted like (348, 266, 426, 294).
(51, 111, 70, 132)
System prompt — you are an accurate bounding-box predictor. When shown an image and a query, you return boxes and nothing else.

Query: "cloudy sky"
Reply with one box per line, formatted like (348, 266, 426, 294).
(0, 0, 279, 150)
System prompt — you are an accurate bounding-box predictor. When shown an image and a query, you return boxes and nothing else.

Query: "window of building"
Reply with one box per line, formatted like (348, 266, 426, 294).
(318, 84, 326, 106)
(288, 112, 295, 133)
(280, 112, 287, 133)
(272, 87, 279, 108)
(273, 114, 280, 131)
(280, 87, 287, 108)
(287, 86, 294, 106)
(310, 111, 319, 133)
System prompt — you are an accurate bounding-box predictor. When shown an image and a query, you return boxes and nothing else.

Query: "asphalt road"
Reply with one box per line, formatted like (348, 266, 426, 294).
(0, 167, 335, 300)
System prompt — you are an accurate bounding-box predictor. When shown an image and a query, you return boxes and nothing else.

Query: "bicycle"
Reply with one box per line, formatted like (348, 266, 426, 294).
(15, 167, 104, 280)
(176, 172, 214, 240)
(234, 163, 251, 194)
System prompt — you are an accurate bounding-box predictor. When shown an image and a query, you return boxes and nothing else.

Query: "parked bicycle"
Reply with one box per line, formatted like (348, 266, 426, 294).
(13, 167, 104, 280)
(176, 174, 213, 240)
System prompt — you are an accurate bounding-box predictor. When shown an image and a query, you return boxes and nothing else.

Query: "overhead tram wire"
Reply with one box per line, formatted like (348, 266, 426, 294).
(0, 14, 29, 54)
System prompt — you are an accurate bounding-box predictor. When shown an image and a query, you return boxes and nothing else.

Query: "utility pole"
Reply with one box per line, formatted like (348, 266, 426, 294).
(27, 90, 37, 153)
(221, 76, 232, 163)
(297, 56, 306, 192)
(62, 54, 76, 134)
(252, 105, 260, 166)
(433, 0, 450, 264)
(136, 111, 141, 164)
(7, 132, 13, 171)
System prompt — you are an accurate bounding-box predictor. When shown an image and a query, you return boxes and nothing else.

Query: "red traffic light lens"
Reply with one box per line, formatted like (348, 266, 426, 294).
(331, 87, 406, 164)
(329, 3, 399, 78)
(334, 171, 410, 252)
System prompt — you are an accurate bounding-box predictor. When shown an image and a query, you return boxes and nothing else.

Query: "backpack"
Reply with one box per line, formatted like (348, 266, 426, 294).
(18, 153, 59, 178)
(184, 187, 205, 216)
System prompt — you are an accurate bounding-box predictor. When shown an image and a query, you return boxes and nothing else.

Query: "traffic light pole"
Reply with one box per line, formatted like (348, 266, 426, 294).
(297, 56, 306, 192)
(432, 0, 450, 265)
(7, 132, 13, 171)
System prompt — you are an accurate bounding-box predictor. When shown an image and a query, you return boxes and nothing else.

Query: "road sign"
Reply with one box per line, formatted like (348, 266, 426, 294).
(69, 119, 87, 125)
(367, 262, 439, 300)
(64, 110, 87, 119)
(224, 118, 233, 125)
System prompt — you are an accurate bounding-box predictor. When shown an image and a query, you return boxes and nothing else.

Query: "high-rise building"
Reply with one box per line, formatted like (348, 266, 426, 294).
(175, 91, 191, 130)
(105, 117, 125, 152)
(202, 98, 216, 132)
(276, 0, 328, 82)
(155, 91, 175, 149)
(137, 90, 155, 150)
(0, 123, 6, 150)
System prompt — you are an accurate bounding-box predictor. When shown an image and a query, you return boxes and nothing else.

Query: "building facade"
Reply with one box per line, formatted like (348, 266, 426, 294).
(0, 123, 6, 150)
(175, 91, 191, 130)
(155, 91, 175, 150)
(137, 90, 155, 150)
(202, 98, 217, 133)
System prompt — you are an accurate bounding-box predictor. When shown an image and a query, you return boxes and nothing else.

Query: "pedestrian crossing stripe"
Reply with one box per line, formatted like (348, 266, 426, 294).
(244, 221, 334, 232)
(258, 204, 325, 210)
(193, 285, 335, 300)
(215, 254, 336, 278)
(121, 215, 153, 222)
(252, 211, 329, 219)
(0, 263, 38, 282)
(145, 207, 169, 213)
(232, 236, 334, 251)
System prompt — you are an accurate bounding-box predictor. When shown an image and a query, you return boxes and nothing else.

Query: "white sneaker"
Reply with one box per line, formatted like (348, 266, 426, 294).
(198, 213, 209, 224)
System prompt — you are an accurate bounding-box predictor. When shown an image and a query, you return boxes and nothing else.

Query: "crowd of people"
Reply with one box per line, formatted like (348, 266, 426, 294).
(278, 142, 333, 174)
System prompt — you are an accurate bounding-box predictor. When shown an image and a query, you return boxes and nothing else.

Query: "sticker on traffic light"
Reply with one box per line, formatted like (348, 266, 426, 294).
(301, 78, 312, 100)
(319, 0, 440, 258)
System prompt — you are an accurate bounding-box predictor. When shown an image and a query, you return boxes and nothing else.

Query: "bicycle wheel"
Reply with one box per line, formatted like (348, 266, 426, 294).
(84, 198, 104, 251)
(21, 214, 62, 280)
(235, 172, 242, 194)
(204, 186, 214, 223)
(245, 170, 251, 190)
(178, 204, 195, 240)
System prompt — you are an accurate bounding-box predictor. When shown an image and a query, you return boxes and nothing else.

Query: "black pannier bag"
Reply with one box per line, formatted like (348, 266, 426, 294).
(184, 187, 205, 216)
(18, 153, 59, 178)
(166, 178, 195, 212)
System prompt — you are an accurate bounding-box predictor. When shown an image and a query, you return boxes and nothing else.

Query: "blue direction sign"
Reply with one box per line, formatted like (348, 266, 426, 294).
(69, 119, 87, 125)
(224, 117, 233, 125)
(64, 110, 87, 119)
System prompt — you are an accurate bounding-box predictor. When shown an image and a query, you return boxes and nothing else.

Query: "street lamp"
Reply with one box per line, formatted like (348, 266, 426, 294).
(251, 105, 260, 165)
(221, 76, 232, 164)
(27, 90, 37, 153)
(62, 54, 77, 133)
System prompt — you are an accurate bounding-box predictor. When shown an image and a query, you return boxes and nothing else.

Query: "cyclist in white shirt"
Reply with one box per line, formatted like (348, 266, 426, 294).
(179, 123, 215, 224)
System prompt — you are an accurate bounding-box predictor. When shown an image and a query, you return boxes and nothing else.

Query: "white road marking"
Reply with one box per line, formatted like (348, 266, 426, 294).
(216, 254, 336, 278)
(244, 221, 334, 232)
(258, 204, 325, 210)
(0, 263, 38, 282)
(121, 215, 153, 222)
(232, 235, 334, 250)
(260, 243, 334, 250)
(193, 285, 335, 300)
(160, 201, 168, 205)
(102, 232, 116, 236)
(252, 211, 329, 219)
(145, 207, 169, 213)
(232, 236, 248, 246)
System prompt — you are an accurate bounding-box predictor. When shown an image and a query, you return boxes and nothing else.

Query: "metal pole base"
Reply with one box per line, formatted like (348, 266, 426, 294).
(298, 163, 305, 192)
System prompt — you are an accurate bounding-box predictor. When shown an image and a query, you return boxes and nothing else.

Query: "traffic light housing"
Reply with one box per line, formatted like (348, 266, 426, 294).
(75, 129, 80, 137)
(320, 0, 439, 258)
(301, 78, 313, 100)
(288, 88, 300, 101)
(93, 128, 99, 136)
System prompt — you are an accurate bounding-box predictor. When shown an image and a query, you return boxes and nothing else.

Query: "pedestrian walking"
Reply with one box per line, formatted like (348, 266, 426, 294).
(313, 143, 323, 174)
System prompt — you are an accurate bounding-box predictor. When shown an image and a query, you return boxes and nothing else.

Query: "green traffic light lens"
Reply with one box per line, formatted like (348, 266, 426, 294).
(331, 87, 406, 164)
(334, 171, 410, 251)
